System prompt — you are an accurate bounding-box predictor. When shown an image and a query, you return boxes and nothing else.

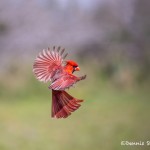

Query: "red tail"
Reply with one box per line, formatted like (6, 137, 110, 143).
(52, 90, 83, 118)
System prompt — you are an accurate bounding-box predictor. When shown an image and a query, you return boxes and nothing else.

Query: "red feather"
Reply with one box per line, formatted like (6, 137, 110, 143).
(33, 46, 86, 118)
(52, 90, 83, 118)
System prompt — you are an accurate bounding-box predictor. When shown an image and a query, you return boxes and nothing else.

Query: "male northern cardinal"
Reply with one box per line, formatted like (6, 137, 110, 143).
(33, 46, 86, 118)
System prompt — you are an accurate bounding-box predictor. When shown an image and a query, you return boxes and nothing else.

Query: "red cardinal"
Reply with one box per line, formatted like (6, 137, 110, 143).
(33, 46, 86, 118)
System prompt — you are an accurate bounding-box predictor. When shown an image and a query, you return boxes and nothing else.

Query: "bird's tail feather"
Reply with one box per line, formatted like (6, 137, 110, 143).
(52, 89, 83, 118)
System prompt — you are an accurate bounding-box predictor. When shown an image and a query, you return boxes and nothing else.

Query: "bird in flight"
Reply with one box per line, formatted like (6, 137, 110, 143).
(33, 46, 86, 118)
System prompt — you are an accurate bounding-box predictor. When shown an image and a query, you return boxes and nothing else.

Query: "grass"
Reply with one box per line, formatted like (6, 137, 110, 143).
(0, 67, 150, 150)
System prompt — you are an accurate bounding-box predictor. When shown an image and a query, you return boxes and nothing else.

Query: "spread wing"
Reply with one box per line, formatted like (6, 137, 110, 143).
(33, 46, 68, 82)
(49, 74, 86, 91)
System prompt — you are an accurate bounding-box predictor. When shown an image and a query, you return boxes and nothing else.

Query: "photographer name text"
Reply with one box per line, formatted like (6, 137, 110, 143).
(121, 141, 150, 146)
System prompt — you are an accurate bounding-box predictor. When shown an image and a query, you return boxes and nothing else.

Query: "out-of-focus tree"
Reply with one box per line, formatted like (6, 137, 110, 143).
(0, 0, 150, 85)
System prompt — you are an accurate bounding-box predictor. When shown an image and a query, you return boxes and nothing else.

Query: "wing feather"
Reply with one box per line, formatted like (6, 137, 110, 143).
(49, 74, 86, 91)
(57, 46, 61, 52)
(33, 46, 67, 82)
(60, 48, 65, 55)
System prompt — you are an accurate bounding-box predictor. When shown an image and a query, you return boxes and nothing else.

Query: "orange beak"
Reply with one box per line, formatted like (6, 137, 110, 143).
(75, 66, 80, 71)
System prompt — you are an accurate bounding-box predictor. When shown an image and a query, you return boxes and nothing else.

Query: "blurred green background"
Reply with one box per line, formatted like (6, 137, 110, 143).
(0, 0, 150, 150)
